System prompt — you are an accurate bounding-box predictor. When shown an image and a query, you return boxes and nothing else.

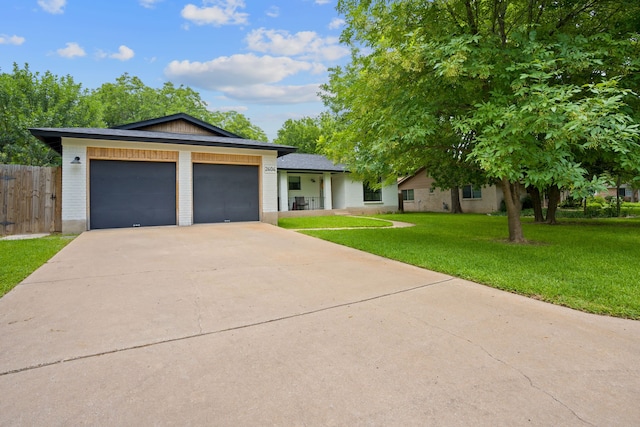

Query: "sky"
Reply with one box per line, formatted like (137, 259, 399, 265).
(0, 0, 350, 140)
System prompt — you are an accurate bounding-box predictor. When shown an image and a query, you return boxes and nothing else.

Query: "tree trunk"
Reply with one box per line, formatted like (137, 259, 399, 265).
(616, 176, 621, 217)
(545, 185, 560, 224)
(501, 178, 525, 243)
(450, 186, 463, 214)
(527, 186, 544, 223)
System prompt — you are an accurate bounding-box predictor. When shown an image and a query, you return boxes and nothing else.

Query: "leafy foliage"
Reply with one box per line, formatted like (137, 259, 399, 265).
(275, 116, 321, 153)
(0, 66, 268, 166)
(89, 73, 268, 141)
(322, 0, 640, 241)
(0, 64, 101, 165)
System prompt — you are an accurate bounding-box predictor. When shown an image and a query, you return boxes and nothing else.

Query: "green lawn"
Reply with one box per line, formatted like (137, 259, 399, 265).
(278, 215, 392, 229)
(0, 235, 75, 297)
(297, 213, 640, 319)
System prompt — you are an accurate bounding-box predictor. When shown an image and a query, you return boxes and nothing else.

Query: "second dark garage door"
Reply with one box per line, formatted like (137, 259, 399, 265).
(193, 163, 259, 223)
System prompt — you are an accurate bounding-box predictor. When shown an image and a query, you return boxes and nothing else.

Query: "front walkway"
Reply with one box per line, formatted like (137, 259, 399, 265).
(1, 223, 639, 425)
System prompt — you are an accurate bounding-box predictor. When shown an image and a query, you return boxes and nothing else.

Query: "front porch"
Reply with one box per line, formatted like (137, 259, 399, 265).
(278, 171, 334, 212)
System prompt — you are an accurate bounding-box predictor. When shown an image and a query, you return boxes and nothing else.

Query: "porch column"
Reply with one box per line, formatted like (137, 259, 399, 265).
(279, 172, 289, 212)
(323, 172, 333, 210)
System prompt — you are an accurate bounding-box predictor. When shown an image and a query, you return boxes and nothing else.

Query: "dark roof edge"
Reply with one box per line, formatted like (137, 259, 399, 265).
(29, 128, 297, 157)
(112, 113, 243, 138)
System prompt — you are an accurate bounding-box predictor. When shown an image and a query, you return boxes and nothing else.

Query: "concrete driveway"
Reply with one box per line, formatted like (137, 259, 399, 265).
(1, 223, 639, 426)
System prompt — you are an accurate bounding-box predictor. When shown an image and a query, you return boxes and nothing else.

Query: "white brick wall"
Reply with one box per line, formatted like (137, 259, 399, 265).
(61, 143, 87, 224)
(262, 155, 278, 213)
(344, 177, 398, 210)
(178, 151, 192, 226)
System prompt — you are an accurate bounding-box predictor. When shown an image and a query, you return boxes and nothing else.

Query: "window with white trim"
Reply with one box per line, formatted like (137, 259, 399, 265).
(402, 189, 414, 201)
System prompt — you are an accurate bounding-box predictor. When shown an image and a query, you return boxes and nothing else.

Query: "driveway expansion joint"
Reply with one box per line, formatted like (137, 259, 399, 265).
(0, 277, 454, 378)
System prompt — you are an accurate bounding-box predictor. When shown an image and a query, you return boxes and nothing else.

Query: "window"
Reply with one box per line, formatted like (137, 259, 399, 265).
(618, 188, 631, 198)
(363, 182, 382, 202)
(402, 189, 414, 201)
(462, 185, 482, 199)
(288, 176, 301, 191)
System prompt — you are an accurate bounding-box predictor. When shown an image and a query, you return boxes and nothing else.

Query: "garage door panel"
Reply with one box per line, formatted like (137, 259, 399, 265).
(193, 164, 259, 223)
(90, 160, 176, 229)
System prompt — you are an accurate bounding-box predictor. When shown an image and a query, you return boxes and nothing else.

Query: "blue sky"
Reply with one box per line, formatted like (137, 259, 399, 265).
(0, 0, 350, 140)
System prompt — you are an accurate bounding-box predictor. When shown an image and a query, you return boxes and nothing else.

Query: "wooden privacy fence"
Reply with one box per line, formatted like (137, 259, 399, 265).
(0, 164, 62, 236)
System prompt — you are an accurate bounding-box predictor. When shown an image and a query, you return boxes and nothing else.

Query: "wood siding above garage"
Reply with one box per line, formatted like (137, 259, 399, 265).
(87, 147, 178, 162)
(192, 152, 261, 165)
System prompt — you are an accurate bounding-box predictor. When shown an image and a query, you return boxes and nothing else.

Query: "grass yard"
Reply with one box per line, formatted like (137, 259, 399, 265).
(297, 213, 640, 319)
(278, 215, 392, 229)
(0, 235, 75, 297)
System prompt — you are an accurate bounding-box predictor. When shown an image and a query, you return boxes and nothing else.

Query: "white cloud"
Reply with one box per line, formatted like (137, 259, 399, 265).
(165, 53, 321, 88)
(0, 34, 25, 45)
(140, 0, 162, 8)
(216, 105, 248, 112)
(315, 0, 331, 4)
(38, 0, 66, 14)
(56, 42, 86, 58)
(222, 84, 321, 104)
(265, 6, 279, 18)
(165, 53, 325, 104)
(110, 45, 135, 61)
(181, 0, 248, 26)
(245, 28, 349, 61)
(328, 17, 345, 29)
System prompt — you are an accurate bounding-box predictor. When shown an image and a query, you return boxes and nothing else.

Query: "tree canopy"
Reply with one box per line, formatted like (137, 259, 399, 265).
(0, 65, 267, 165)
(0, 64, 101, 165)
(273, 113, 336, 154)
(90, 73, 268, 141)
(321, 0, 640, 241)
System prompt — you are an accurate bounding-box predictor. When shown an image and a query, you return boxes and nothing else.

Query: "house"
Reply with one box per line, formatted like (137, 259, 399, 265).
(277, 153, 398, 216)
(30, 113, 295, 233)
(398, 169, 503, 214)
(597, 184, 639, 202)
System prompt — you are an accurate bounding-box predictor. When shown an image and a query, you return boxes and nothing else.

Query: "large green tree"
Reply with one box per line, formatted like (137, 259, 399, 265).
(0, 63, 101, 165)
(322, 0, 640, 242)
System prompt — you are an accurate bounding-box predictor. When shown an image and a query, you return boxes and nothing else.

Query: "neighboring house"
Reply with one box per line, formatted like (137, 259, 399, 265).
(597, 184, 639, 202)
(30, 113, 295, 233)
(277, 153, 398, 216)
(398, 169, 503, 214)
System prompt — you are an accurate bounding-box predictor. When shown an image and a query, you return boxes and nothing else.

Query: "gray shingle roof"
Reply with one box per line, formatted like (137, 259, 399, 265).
(29, 127, 297, 157)
(277, 153, 347, 172)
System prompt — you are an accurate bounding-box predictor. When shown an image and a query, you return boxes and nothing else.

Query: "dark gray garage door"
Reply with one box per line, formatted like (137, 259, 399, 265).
(90, 160, 176, 229)
(193, 163, 259, 223)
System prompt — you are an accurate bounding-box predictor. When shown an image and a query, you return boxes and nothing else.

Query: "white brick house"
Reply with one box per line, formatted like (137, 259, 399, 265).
(30, 114, 295, 233)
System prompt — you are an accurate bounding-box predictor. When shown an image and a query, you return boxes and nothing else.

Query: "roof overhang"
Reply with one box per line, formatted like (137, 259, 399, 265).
(29, 128, 297, 157)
